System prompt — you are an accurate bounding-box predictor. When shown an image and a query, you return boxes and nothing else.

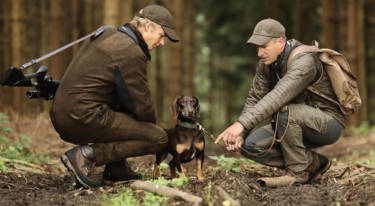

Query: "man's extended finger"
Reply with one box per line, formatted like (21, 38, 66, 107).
(215, 133, 224, 144)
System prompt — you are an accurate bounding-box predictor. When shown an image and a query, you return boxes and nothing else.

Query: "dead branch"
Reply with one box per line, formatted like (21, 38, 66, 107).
(338, 170, 375, 185)
(13, 164, 45, 174)
(355, 163, 375, 170)
(0, 157, 43, 170)
(215, 186, 241, 206)
(130, 180, 203, 205)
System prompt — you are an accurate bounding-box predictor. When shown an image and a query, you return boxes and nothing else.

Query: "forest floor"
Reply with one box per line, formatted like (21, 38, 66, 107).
(1, 113, 375, 206)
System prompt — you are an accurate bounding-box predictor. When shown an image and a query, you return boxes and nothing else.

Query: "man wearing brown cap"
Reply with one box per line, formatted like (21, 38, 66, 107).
(216, 18, 345, 187)
(50, 5, 179, 188)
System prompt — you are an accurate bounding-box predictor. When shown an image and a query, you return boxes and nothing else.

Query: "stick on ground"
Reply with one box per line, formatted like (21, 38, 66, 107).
(215, 186, 241, 206)
(129, 180, 203, 205)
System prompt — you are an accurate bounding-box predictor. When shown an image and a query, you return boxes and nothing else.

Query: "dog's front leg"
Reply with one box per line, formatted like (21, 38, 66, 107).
(169, 155, 182, 179)
(195, 150, 205, 181)
(195, 140, 205, 181)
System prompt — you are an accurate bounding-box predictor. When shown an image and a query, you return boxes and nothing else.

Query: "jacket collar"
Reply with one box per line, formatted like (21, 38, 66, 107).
(123, 24, 151, 61)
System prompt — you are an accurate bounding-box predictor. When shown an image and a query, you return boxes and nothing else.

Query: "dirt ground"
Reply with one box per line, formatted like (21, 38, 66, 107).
(1, 113, 375, 206)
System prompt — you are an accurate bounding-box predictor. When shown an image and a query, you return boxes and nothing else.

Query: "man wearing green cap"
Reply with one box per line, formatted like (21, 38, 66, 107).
(50, 5, 179, 188)
(215, 18, 345, 187)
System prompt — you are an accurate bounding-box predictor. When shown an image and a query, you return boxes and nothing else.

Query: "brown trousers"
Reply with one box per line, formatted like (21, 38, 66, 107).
(50, 105, 168, 165)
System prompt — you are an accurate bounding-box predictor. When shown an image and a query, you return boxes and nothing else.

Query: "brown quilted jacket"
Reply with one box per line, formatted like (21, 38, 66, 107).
(238, 39, 346, 130)
(51, 25, 156, 127)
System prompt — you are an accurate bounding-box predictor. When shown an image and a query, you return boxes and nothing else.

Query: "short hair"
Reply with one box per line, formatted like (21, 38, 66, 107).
(129, 16, 161, 30)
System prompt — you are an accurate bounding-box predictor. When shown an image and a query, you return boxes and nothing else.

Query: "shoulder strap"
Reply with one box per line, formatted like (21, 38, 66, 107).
(20, 25, 113, 70)
(118, 25, 139, 44)
(287, 45, 319, 67)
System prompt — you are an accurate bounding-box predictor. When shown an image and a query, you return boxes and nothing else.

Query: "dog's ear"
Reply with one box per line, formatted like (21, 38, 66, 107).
(170, 96, 182, 118)
(193, 96, 200, 118)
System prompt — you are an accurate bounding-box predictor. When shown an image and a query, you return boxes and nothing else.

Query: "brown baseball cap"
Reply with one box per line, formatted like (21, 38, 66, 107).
(139, 5, 179, 42)
(247, 18, 285, 46)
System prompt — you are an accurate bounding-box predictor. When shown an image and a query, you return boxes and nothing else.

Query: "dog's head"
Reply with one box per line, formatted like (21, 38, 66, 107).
(171, 95, 200, 120)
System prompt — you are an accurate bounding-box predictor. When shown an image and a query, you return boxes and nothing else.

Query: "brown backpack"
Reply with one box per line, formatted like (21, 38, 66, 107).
(287, 41, 361, 115)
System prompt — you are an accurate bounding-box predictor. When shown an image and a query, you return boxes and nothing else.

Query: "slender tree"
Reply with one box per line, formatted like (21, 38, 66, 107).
(186, 0, 196, 96)
(11, 0, 26, 112)
(347, 0, 366, 126)
(321, 0, 336, 48)
(50, 0, 63, 80)
(167, 0, 184, 126)
(71, 0, 80, 55)
(103, 0, 120, 26)
(119, 0, 133, 24)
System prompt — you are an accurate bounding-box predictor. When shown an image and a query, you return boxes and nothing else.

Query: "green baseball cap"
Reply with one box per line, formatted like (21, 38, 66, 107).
(139, 5, 179, 42)
(247, 18, 285, 46)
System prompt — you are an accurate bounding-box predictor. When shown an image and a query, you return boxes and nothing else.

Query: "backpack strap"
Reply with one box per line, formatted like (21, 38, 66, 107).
(287, 43, 343, 108)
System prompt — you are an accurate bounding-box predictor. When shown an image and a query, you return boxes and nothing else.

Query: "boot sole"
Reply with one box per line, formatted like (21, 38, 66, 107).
(61, 154, 92, 189)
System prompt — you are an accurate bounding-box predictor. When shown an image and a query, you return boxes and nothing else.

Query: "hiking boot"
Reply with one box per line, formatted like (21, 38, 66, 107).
(61, 145, 102, 188)
(103, 159, 142, 182)
(310, 152, 331, 181)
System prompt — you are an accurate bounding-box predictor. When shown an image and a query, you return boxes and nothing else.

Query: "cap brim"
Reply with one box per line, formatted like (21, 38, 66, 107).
(246, 35, 272, 46)
(162, 26, 179, 42)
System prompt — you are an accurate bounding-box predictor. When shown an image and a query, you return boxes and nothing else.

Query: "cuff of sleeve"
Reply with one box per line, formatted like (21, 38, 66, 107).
(237, 118, 250, 130)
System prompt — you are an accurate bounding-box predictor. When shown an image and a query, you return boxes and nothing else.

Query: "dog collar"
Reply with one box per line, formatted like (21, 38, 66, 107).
(177, 120, 199, 129)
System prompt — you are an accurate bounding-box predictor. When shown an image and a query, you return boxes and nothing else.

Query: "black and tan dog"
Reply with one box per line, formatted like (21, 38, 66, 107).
(153, 95, 205, 180)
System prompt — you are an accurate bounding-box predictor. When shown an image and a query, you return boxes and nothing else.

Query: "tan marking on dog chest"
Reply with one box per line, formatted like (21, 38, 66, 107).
(194, 141, 204, 151)
(176, 143, 190, 154)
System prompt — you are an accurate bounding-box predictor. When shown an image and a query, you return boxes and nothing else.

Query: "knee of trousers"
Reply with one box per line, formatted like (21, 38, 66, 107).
(241, 140, 263, 158)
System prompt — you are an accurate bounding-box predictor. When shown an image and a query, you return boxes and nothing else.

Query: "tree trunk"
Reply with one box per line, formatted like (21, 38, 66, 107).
(208, 46, 216, 133)
(50, 0, 63, 80)
(186, 0, 196, 96)
(11, 0, 26, 112)
(264, 0, 280, 18)
(71, 0, 80, 55)
(346, 0, 366, 126)
(119, 0, 133, 24)
(321, 0, 336, 48)
(0, 0, 10, 107)
(293, 0, 303, 40)
(84, 0, 94, 34)
(167, 0, 183, 126)
(103, 0, 120, 26)
(365, 0, 375, 124)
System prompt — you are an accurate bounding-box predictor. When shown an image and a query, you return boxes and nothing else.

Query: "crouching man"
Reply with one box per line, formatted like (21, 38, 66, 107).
(215, 18, 345, 187)
(50, 5, 179, 188)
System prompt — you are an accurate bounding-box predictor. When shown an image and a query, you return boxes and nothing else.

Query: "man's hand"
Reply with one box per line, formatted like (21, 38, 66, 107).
(225, 136, 244, 152)
(215, 122, 244, 151)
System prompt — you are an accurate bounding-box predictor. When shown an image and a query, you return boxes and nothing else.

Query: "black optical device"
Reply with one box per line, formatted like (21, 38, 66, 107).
(0, 25, 112, 101)
(0, 65, 60, 100)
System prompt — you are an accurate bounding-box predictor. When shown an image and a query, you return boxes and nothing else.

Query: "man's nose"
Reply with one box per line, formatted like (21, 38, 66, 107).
(257, 47, 264, 57)
(159, 37, 165, 46)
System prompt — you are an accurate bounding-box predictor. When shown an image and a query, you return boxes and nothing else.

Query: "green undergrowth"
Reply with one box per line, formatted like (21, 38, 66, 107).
(0, 112, 50, 173)
(208, 154, 255, 173)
